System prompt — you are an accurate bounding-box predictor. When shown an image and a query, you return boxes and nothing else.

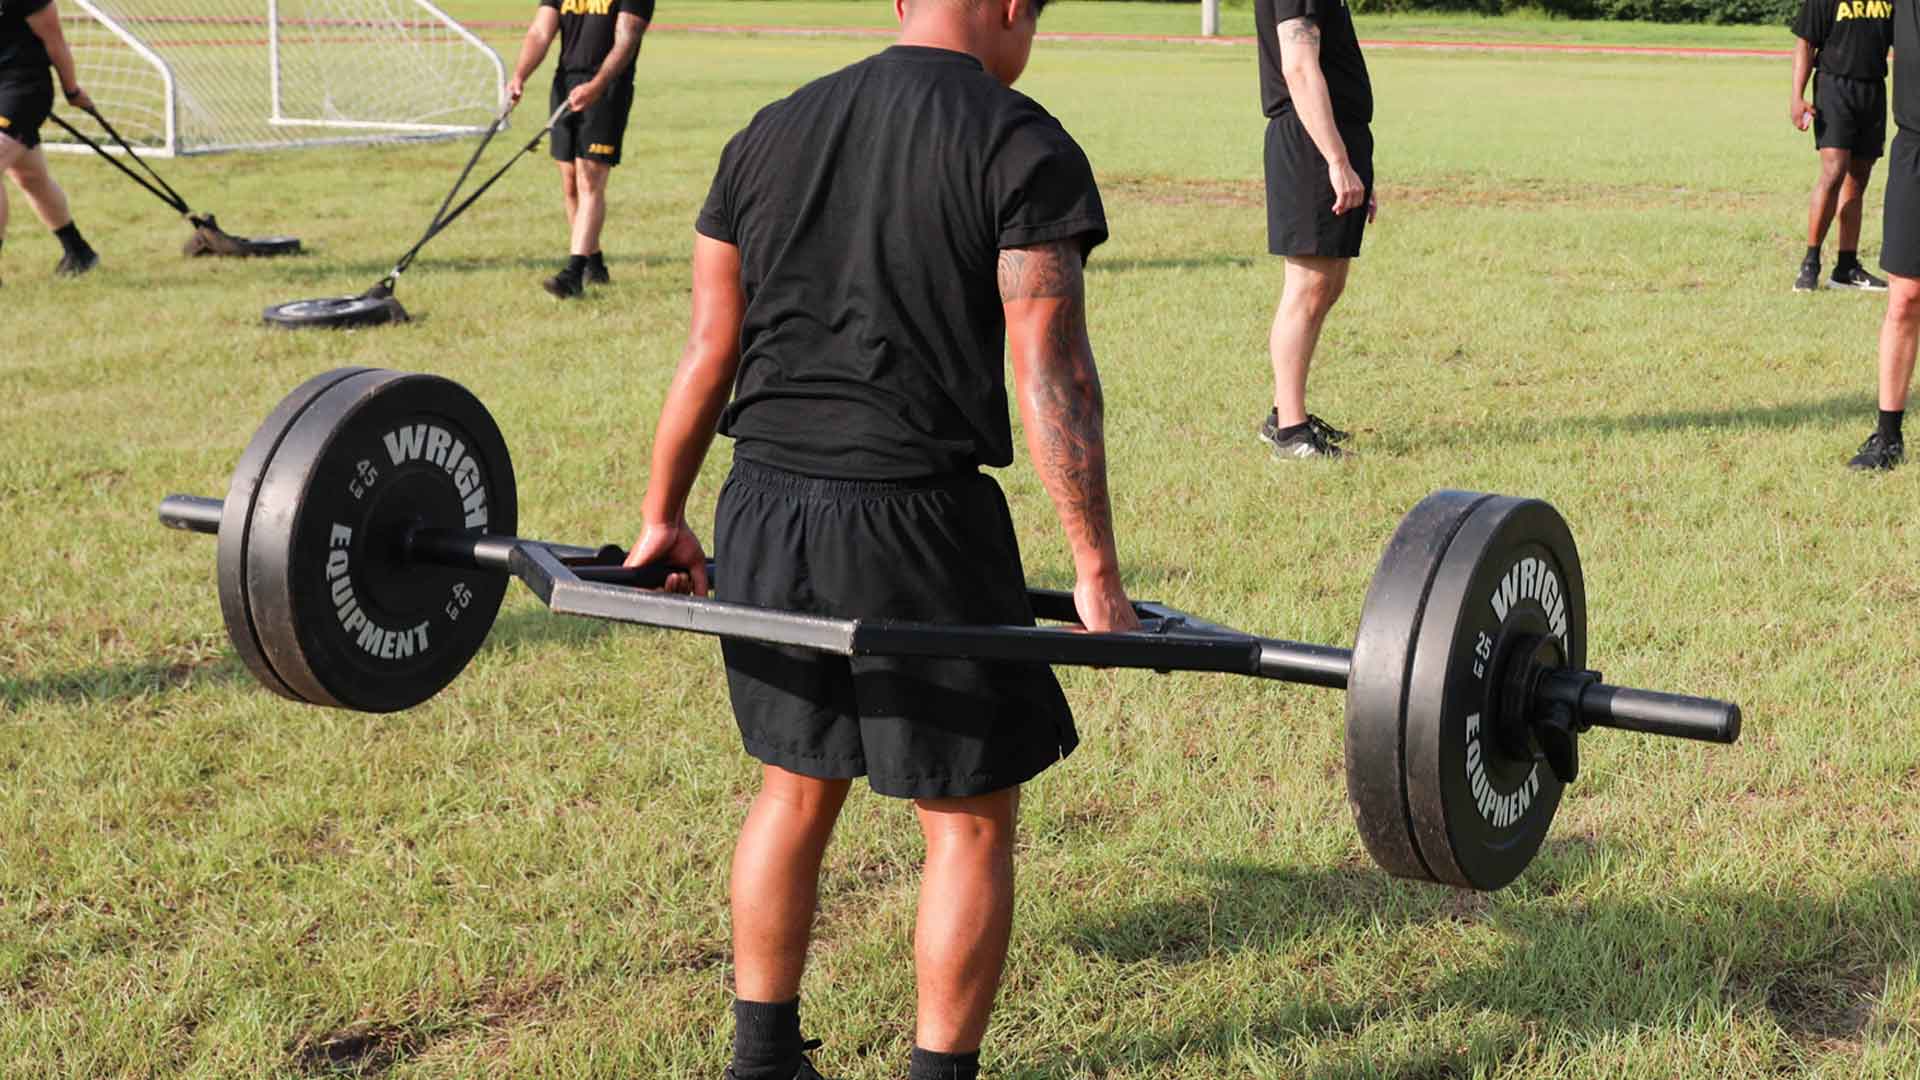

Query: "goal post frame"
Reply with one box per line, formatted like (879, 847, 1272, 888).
(47, 0, 504, 158)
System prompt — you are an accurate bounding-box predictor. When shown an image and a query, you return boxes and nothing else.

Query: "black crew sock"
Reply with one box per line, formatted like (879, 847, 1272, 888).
(730, 998, 802, 1080)
(564, 253, 589, 277)
(1272, 420, 1312, 442)
(909, 1047, 981, 1080)
(1878, 409, 1904, 442)
(1805, 245, 1822, 265)
(587, 250, 606, 269)
(55, 222, 90, 257)
(1837, 249, 1861, 271)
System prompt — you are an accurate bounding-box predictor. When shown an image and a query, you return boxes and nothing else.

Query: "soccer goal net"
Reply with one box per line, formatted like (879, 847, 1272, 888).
(49, 1, 506, 156)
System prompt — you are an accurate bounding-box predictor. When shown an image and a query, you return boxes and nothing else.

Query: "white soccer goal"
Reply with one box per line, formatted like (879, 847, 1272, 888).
(48, 1, 506, 156)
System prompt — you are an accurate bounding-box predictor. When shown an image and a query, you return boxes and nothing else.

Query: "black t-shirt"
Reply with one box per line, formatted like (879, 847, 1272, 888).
(1895, 0, 1920, 132)
(1254, 0, 1372, 125)
(0, 0, 52, 82)
(1793, 0, 1892, 82)
(696, 45, 1108, 481)
(539, 0, 653, 80)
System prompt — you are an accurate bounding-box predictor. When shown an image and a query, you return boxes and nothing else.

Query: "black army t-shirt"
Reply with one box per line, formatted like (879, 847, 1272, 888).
(1254, 0, 1372, 125)
(1793, 0, 1892, 81)
(0, 0, 52, 80)
(1896, 0, 1920, 132)
(696, 46, 1108, 481)
(539, 0, 653, 80)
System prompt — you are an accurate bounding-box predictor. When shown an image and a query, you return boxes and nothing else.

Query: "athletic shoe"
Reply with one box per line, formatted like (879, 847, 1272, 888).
(1793, 256, 1820, 292)
(1831, 264, 1889, 291)
(586, 254, 610, 285)
(1258, 410, 1351, 446)
(1848, 431, 1904, 471)
(1306, 413, 1350, 444)
(54, 248, 99, 277)
(542, 270, 584, 299)
(723, 1039, 832, 1080)
(1258, 413, 1347, 460)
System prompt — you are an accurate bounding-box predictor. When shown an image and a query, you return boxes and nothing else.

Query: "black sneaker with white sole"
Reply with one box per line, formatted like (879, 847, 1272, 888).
(1848, 431, 1904, 471)
(1830, 264, 1889, 291)
(1257, 412, 1348, 460)
(54, 248, 99, 277)
(1794, 256, 1820, 292)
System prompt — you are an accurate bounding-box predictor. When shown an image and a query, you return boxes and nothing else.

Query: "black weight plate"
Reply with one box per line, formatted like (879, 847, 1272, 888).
(263, 294, 407, 330)
(215, 367, 374, 703)
(1346, 490, 1493, 886)
(1402, 496, 1587, 891)
(242, 236, 303, 257)
(246, 370, 516, 711)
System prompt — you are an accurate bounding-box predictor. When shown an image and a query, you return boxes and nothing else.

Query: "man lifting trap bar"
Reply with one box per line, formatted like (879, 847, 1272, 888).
(506, 0, 652, 299)
(0, 0, 97, 286)
(621, 0, 1134, 1075)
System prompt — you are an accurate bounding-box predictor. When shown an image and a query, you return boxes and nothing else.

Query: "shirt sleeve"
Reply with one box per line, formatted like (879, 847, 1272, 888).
(620, 0, 656, 22)
(1268, 0, 1321, 26)
(695, 131, 742, 244)
(991, 111, 1108, 259)
(538, 0, 559, 9)
(1791, 0, 1822, 45)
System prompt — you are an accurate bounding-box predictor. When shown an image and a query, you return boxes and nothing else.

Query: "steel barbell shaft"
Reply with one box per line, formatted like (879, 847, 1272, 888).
(159, 494, 223, 534)
(158, 494, 606, 567)
(157, 494, 1741, 745)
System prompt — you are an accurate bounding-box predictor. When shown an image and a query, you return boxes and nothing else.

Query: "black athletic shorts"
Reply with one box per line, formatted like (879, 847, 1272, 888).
(1813, 71, 1886, 159)
(713, 460, 1077, 799)
(0, 77, 53, 151)
(1880, 130, 1920, 278)
(549, 72, 634, 166)
(1265, 111, 1373, 259)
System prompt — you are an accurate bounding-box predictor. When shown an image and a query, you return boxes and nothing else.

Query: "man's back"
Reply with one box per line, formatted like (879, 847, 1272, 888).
(697, 45, 1105, 481)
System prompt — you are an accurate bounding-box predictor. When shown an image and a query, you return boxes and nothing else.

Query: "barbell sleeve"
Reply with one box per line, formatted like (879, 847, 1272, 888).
(159, 494, 223, 534)
(1536, 671, 1741, 744)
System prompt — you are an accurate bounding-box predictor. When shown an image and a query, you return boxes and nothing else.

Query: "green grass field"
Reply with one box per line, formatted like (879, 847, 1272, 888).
(5, 7, 1918, 1079)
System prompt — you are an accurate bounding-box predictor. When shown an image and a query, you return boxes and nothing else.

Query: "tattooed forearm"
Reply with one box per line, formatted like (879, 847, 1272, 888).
(1002, 241, 1118, 567)
(596, 12, 646, 81)
(998, 241, 1081, 301)
(1279, 17, 1320, 47)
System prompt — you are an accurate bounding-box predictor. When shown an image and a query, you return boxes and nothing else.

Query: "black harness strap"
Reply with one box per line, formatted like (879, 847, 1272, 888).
(380, 103, 567, 289)
(47, 108, 193, 218)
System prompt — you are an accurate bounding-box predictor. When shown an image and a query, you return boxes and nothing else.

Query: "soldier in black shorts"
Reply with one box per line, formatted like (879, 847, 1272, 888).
(1848, 0, 1920, 468)
(0, 0, 99, 286)
(1789, 0, 1891, 291)
(620, 1, 1137, 1076)
(506, 0, 652, 298)
(1251, 0, 1376, 461)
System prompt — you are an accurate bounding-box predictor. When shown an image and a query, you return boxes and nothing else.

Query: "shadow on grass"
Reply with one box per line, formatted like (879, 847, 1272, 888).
(1045, 858, 1914, 1078)
(1089, 255, 1260, 275)
(0, 655, 251, 709)
(1403, 393, 1871, 453)
(263, 251, 682, 285)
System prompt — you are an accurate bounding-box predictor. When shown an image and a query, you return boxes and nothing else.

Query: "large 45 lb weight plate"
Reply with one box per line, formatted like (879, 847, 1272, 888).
(1347, 492, 1588, 891)
(240, 370, 516, 711)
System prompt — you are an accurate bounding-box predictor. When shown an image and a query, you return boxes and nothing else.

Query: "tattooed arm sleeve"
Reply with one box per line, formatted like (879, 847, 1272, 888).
(1000, 240, 1123, 582)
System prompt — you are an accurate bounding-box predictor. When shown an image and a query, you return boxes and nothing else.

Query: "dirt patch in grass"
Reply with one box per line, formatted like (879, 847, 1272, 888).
(1729, 960, 1883, 1047)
